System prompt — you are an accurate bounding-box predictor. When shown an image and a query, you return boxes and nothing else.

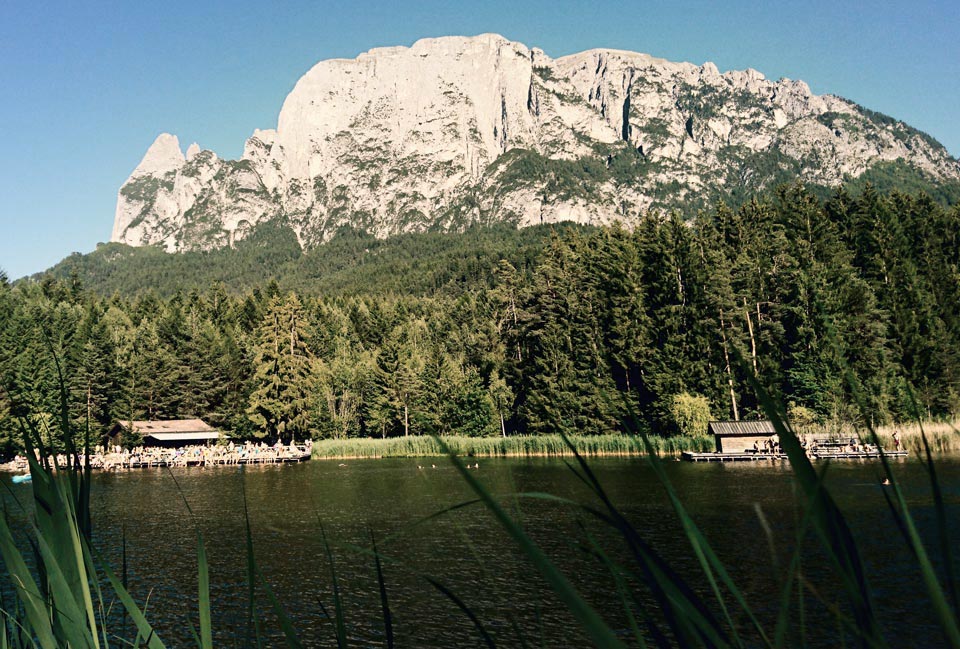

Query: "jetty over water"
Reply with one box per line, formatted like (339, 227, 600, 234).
(683, 420, 908, 462)
(101, 445, 312, 469)
(3, 442, 312, 474)
(682, 449, 908, 462)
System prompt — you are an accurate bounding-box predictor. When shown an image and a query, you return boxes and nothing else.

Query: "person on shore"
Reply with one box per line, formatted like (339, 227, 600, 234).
(893, 429, 902, 451)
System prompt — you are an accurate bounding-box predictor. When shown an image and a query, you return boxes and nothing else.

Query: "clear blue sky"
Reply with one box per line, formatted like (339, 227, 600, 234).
(1, 0, 957, 279)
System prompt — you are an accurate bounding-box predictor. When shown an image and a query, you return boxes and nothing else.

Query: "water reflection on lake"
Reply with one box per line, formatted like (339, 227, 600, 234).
(6, 455, 959, 647)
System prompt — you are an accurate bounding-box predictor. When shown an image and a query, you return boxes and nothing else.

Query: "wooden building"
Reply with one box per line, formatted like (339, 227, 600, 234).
(709, 420, 777, 453)
(106, 419, 222, 448)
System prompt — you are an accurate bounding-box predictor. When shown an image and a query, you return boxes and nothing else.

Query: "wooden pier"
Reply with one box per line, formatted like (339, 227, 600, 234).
(682, 449, 908, 462)
(107, 453, 312, 469)
(683, 452, 786, 462)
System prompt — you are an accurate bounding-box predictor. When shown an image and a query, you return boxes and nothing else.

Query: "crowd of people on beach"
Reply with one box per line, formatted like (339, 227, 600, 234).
(4, 439, 314, 472)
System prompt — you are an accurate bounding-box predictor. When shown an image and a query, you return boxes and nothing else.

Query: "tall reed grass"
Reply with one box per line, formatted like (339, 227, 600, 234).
(310, 433, 713, 459)
(795, 418, 960, 454)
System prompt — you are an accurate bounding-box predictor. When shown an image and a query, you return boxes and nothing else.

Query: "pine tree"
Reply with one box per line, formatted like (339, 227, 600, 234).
(246, 294, 316, 441)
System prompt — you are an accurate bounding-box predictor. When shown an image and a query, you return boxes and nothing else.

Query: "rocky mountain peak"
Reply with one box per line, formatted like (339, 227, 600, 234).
(111, 34, 960, 253)
(131, 133, 185, 178)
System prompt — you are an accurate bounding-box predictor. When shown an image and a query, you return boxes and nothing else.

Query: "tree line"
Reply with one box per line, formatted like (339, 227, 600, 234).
(1, 184, 958, 455)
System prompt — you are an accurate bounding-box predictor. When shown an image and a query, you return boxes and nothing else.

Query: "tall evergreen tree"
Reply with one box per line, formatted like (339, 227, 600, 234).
(247, 294, 315, 441)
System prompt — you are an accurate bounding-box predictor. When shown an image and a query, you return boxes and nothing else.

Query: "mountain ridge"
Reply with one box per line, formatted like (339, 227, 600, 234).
(111, 34, 960, 252)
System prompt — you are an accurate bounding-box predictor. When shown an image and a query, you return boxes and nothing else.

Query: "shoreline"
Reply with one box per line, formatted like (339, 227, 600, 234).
(309, 450, 668, 460)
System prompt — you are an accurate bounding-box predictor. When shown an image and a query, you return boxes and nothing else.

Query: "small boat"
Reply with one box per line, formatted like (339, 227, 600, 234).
(11, 473, 32, 484)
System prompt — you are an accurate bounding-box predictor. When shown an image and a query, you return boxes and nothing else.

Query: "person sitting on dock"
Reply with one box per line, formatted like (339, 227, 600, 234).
(753, 440, 760, 454)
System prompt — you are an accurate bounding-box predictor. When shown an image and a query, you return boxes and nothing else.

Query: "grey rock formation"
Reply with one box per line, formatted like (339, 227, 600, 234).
(112, 34, 960, 251)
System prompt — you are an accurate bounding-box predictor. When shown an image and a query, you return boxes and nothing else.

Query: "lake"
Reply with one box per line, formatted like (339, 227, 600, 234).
(5, 455, 959, 647)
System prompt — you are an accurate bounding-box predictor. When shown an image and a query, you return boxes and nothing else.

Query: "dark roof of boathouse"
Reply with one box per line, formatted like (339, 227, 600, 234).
(109, 419, 221, 442)
(708, 420, 776, 436)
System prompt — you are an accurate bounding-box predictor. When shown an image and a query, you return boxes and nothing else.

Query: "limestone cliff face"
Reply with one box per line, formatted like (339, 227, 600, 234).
(111, 34, 960, 251)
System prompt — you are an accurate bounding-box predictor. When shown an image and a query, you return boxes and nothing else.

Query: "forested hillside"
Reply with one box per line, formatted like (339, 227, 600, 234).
(3, 184, 959, 456)
(44, 222, 580, 298)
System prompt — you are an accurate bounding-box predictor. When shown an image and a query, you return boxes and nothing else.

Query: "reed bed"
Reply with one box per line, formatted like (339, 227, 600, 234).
(795, 418, 960, 454)
(309, 433, 714, 459)
(875, 419, 960, 454)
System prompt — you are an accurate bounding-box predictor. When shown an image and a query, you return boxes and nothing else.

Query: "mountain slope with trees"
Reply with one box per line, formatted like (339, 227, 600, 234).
(3, 184, 959, 457)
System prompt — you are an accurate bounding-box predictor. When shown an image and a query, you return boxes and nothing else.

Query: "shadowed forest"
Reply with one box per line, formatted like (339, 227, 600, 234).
(2, 184, 959, 455)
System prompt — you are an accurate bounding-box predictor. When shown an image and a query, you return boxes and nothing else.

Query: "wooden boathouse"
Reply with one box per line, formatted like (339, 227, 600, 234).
(106, 419, 222, 448)
(709, 420, 777, 453)
(683, 420, 908, 462)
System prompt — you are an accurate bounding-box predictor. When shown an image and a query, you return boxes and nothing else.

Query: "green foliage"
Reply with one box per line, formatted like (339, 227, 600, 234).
(119, 172, 175, 202)
(788, 401, 821, 429)
(3, 184, 960, 451)
(531, 65, 557, 82)
(247, 294, 315, 440)
(669, 392, 712, 437)
(119, 172, 177, 229)
(491, 149, 613, 201)
(854, 102, 945, 151)
(844, 160, 960, 206)
(43, 222, 577, 298)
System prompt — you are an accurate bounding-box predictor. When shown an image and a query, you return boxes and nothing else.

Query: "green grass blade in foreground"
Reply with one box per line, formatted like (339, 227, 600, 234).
(30, 523, 98, 648)
(370, 532, 394, 649)
(741, 359, 887, 648)
(907, 386, 960, 618)
(578, 521, 648, 649)
(872, 392, 960, 645)
(240, 478, 258, 648)
(256, 568, 304, 649)
(424, 576, 497, 649)
(523, 482, 730, 645)
(240, 477, 295, 648)
(160, 469, 215, 648)
(97, 559, 166, 649)
(196, 531, 213, 649)
(0, 604, 40, 649)
(595, 417, 773, 649)
(318, 521, 348, 648)
(830, 338, 960, 646)
(434, 437, 627, 649)
(771, 466, 830, 648)
(13, 452, 101, 648)
(79, 533, 110, 649)
(557, 430, 736, 646)
(0, 513, 57, 649)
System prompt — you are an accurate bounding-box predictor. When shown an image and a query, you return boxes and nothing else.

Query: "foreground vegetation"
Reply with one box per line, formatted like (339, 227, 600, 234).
(2, 184, 959, 457)
(2, 366, 959, 647)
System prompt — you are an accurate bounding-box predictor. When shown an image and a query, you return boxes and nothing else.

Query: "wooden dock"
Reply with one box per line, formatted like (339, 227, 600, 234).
(811, 450, 908, 460)
(682, 450, 908, 462)
(683, 452, 786, 462)
(106, 453, 312, 469)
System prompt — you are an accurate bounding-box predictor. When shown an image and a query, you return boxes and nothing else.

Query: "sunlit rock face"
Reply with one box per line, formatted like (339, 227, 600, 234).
(111, 34, 960, 252)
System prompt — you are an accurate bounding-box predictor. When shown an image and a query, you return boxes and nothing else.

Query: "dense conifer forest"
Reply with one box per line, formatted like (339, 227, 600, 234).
(2, 184, 958, 457)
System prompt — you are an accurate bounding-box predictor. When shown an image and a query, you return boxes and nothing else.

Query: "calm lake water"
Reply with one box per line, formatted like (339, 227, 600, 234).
(5, 455, 960, 647)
